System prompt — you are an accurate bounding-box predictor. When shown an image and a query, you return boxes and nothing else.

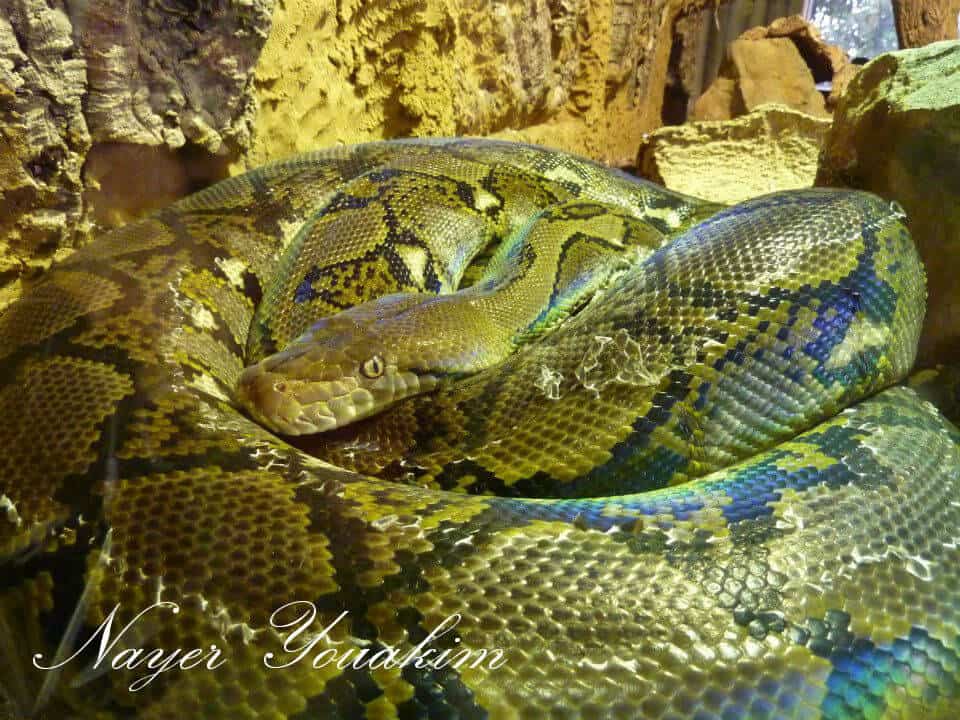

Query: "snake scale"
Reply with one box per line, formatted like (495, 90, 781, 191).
(2, 138, 960, 719)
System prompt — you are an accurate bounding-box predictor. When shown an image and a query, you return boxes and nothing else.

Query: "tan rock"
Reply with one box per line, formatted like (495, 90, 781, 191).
(817, 40, 960, 366)
(0, 3, 88, 299)
(730, 38, 829, 117)
(829, 63, 860, 110)
(692, 15, 854, 121)
(637, 104, 831, 205)
(691, 76, 744, 121)
(747, 14, 849, 82)
(240, 0, 718, 170)
(753, 14, 857, 111)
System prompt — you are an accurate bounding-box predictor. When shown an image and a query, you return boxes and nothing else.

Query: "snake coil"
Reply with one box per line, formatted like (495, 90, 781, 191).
(1, 139, 959, 719)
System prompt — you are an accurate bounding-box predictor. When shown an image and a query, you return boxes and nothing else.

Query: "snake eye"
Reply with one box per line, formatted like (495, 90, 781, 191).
(360, 355, 385, 379)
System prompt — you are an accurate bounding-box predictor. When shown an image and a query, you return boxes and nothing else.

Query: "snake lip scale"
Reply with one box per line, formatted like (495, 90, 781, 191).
(1, 138, 958, 720)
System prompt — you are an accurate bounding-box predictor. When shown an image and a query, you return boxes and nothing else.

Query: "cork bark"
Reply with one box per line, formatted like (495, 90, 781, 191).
(0, 1, 89, 306)
(0, 0, 271, 309)
(892, 0, 960, 47)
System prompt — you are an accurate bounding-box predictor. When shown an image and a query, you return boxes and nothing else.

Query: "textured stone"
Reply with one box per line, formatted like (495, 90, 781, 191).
(742, 15, 848, 82)
(80, 0, 271, 154)
(637, 104, 830, 205)
(745, 14, 857, 111)
(817, 41, 960, 366)
(692, 15, 853, 121)
(691, 76, 743, 121)
(241, 0, 714, 169)
(829, 63, 860, 110)
(731, 37, 829, 117)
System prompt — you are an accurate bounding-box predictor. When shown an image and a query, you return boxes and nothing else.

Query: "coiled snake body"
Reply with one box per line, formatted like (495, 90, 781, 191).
(1, 139, 959, 719)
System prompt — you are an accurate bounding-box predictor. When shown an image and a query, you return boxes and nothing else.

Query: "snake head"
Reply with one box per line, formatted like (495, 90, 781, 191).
(236, 293, 440, 435)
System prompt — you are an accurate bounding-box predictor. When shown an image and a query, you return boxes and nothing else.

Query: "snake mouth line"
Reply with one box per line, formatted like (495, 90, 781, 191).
(236, 366, 439, 436)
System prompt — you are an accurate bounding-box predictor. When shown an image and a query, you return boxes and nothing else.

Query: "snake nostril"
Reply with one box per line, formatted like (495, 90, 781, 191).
(274, 382, 287, 393)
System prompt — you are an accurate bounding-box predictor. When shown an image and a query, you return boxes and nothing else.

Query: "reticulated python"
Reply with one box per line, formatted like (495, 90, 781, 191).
(1, 138, 959, 719)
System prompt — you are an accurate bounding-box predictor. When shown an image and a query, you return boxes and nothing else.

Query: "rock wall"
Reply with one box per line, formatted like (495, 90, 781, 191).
(0, 1, 89, 309)
(240, 0, 712, 171)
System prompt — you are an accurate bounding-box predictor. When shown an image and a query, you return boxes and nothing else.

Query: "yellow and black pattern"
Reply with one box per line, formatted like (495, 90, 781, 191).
(0, 139, 959, 720)
(234, 199, 671, 436)
(246, 139, 718, 362)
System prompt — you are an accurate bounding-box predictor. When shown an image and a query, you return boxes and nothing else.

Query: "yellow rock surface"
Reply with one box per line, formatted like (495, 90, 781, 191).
(637, 104, 831, 205)
(239, 0, 712, 170)
(731, 37, 829, 117)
